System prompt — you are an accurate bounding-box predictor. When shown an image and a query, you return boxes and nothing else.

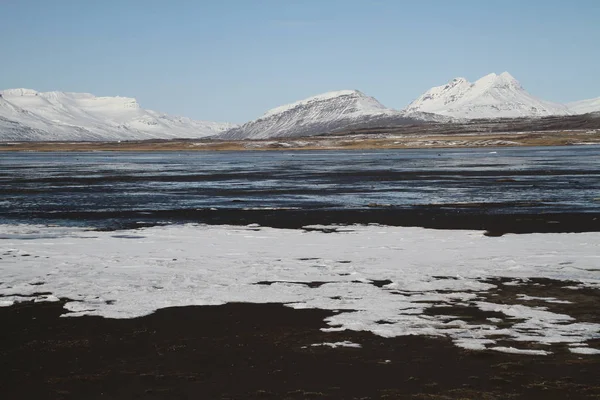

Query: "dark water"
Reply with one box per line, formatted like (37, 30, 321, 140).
(1, 146, 599, 229)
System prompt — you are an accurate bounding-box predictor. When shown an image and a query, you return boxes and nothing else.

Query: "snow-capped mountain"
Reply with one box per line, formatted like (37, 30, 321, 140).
(0, 89, 234, 141)
(218, 90, 442, 140)
(568, 97, 600, 115)
(3, 79, 596, 143)
(405, 72, 571, 119)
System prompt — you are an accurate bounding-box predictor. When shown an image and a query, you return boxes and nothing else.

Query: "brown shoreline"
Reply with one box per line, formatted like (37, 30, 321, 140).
(2, 295, 599, 400)
(1, 129, 599, 152)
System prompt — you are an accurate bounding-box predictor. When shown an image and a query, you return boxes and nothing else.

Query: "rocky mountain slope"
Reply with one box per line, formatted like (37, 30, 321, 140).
(0, 89, 234, 141)
(217, 90, 443, 140)
(405, 72, 572, 119)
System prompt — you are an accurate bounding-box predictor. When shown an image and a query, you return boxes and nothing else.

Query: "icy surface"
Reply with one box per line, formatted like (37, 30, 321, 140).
(405, 72, 572, 119)
(2, 146, 600, 223)
(0, 89, 235, 141)
(1, 224, 599, 354)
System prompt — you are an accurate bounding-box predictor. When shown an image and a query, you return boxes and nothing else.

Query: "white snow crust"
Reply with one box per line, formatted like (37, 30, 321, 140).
(1, 224, 599, 355)
(0, 89, 235, 141)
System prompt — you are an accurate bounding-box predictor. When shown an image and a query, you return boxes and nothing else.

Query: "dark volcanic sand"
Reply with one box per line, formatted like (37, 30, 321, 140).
(14, 208, 600, 235)
(2, 295, 599, 400)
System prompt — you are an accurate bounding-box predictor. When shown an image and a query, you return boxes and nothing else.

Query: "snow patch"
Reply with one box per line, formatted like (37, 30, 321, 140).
(516, 294, 572, 304)
(310, 341, 362, 349)
(1, 223, 599, 355)
(489, 347, 551, 356)
(570, 347, 600, 355)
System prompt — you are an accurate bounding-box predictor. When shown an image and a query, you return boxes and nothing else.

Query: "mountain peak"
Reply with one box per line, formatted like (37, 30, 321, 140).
(282, 89, 368, 107)
(405, 72, 570, 119)
(313, 89, 364, 98)
(468, 72, 523, 92)
(499, 71, 515, 79)
(473, 72, 498, 87)
(495, 71, 521, 87)
(260, 89, 382, 120)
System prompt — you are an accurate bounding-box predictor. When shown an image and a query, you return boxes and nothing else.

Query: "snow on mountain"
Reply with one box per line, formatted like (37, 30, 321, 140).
(405, 72, 571, 119)
(0, 89, 235, 141)
(568, 97, 600, 115)
(218, 90, 441, 140)
(3, 79, 595, 143)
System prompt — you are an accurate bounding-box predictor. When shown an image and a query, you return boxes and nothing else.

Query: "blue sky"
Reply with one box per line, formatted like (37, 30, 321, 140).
(1, 0, 599, 123)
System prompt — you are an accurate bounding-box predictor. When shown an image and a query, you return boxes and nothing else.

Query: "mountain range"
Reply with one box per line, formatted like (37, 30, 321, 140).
(218, 90, 447, 140)
(1, 73, 599, 141)
(0, 89, 235, 141)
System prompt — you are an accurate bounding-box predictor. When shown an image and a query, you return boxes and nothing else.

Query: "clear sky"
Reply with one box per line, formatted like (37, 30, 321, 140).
(1, 0, 599, 123)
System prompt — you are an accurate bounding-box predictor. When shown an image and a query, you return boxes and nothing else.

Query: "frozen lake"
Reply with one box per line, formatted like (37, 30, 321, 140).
(1, 146, 599, 355)
(1, 146, 599, 228)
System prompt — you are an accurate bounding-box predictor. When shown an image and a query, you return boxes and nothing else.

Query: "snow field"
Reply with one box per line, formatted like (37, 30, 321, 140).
(1, 223, 599, 355)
